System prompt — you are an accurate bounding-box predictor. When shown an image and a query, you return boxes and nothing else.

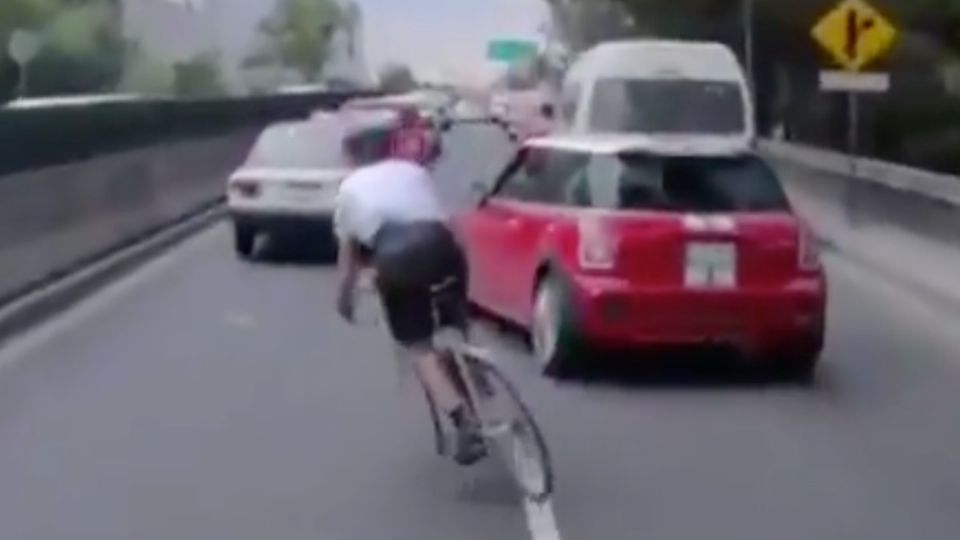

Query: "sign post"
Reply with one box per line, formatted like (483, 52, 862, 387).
(8, 29, 42, 98)
(811, 0, 897, 173)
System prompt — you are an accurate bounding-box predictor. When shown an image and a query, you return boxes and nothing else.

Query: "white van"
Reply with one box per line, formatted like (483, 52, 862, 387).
(559, 40, 755, 144)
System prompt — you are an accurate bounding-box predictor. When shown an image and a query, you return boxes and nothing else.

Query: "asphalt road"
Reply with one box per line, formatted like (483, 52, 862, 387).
(2, 126, 960, 540)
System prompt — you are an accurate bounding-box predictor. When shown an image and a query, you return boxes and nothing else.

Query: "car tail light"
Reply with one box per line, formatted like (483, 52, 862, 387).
(231, 180, 260, 198)
(798, 223, 821, 271)
(578, 215, 618, 270)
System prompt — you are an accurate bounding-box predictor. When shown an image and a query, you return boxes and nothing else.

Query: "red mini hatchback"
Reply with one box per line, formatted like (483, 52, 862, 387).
(458, 134, 826, 378)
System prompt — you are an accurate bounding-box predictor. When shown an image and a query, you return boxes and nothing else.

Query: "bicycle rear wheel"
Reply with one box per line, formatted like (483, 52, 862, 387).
(470, 358, 554, 502)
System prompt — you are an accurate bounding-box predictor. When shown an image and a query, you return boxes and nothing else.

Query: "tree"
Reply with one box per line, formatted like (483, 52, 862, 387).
(116, 46, 175, 97)
(546, 0, 635, 51)
(245, 0, 343, 83)
(378, 62, 417, 93)
(173, 54, 225, 98)
(0, 0, 59, 37)
(1, 0, 125, 98)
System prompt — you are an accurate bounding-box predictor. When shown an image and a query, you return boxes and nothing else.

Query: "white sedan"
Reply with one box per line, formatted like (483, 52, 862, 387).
(226, 118, 351, 258)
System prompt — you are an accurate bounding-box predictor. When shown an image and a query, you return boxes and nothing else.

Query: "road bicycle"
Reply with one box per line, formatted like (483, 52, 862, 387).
(356, 275, 554, 502)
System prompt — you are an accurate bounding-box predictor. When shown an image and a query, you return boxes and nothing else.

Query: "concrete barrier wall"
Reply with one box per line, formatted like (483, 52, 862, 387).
(761, 140, 960, 245)
(761, 139, 960, 308)
(0, 128, 259, 304)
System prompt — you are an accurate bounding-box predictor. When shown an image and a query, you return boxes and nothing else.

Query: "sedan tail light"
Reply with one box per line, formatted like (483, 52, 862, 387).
(230, 179, 261, 198)
(798, 223, 821, 271)
(578, 215, 618, 270)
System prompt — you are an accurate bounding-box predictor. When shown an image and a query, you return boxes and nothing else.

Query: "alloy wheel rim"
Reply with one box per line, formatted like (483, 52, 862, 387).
(532, 285, 558, 367)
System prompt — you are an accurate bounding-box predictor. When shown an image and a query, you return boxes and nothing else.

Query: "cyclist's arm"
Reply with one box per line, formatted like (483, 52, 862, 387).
(334, 187, 363, 321)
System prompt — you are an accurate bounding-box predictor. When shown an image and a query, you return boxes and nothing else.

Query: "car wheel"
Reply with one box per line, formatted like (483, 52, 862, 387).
(779, 353, 819, 382)
(322, 225, 340, 262)
(234, 224, 256, 259)
(531, 276, 583, 378)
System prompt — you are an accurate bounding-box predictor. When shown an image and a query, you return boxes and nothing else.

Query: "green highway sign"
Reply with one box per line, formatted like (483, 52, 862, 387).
(487, 39, 538, 63)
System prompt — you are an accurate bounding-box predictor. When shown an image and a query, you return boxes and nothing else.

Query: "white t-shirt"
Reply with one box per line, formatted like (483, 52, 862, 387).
(334, 159, 447, 245)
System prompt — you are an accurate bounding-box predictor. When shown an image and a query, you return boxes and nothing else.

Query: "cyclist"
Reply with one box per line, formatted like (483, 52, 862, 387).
(333, 122, 487, 466)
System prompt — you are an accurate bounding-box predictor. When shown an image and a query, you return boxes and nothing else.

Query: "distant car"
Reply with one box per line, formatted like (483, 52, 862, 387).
(493, 88, 558, 142)
(510, 103, 557, 142)
(488, 93, 510, 125)
(452, 98, 490, 123)
(458, 133, 826, 378)
(226, 117, 353, 258)
(341, 95, 445, 163)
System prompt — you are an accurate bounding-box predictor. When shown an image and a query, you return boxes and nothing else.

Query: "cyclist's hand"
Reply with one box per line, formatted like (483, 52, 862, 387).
(337, 287, 355, 323)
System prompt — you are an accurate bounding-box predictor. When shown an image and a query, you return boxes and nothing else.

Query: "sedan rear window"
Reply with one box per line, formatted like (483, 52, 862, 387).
(588, 154, 790, 212)
(247, 123, 348, 169)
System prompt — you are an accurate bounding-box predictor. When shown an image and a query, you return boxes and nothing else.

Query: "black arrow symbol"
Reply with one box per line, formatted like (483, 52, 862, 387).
(846, 8, 876, 63)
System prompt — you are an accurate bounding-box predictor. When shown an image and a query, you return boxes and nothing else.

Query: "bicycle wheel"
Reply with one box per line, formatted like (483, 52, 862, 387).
(469, 358, 554, 502)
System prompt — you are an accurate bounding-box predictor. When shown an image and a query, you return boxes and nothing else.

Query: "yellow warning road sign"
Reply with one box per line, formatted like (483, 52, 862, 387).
(811, 0, 897, 71)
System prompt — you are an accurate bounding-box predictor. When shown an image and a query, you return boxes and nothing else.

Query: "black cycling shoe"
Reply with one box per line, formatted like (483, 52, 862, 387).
(449, 407, 487, 466)
(453, 425, 487, 466)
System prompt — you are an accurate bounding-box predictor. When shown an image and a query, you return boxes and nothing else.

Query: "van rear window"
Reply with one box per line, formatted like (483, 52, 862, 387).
(588, 154, 790, 212)
(590, 79, 745, 134)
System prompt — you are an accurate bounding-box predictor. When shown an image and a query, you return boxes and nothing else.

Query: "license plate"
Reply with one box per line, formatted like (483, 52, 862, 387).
(281, 186, 325, 205)
(283, 191, 315, 204)
(684, 242, 737, 289)
(285, 182, 323, 191)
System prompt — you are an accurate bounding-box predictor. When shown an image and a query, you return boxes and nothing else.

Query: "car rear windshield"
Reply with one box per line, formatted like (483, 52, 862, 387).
(598, 154, 790, 212)
(590, 78, 745, 134)
(247, 123, 348, 169)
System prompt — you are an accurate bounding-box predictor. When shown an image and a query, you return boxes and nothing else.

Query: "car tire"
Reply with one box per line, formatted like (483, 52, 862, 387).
(322, 226, 340, 263)
(531, 276, 584, 378)
(234, 224, 256, 259)
(779, 353, 819, 382)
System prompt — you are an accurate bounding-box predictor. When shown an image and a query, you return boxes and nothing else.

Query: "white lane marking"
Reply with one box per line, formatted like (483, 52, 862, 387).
(524, 498, 563, 540)
(0, 225, 223, 374)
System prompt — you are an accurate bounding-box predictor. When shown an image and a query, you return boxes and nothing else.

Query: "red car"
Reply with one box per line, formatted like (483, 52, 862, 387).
(458, 134, 826, 378)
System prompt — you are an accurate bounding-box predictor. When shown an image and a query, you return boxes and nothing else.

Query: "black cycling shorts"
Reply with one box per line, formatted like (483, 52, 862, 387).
(370, 221, 468, 345)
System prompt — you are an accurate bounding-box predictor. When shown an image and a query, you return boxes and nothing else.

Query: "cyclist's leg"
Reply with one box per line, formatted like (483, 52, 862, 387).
(377, 285, 486, 465)
(377, 284, 463, 411)
(374, 221, 470, 408)
(374, 222, 485, 465)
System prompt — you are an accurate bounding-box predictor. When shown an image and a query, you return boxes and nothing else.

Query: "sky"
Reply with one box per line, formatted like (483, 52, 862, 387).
(353, 0, 550, 85)
(135, 0, 550, 88)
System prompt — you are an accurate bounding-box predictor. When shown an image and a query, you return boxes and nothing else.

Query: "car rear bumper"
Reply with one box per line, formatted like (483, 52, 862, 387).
(569, 274, 826, 357)
(230, 209, 334, 234)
